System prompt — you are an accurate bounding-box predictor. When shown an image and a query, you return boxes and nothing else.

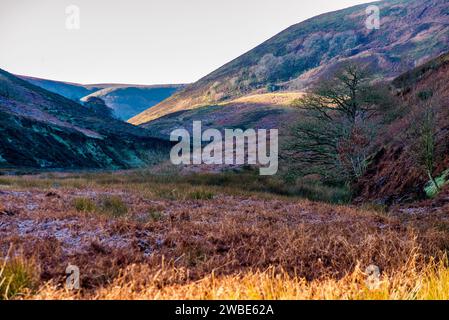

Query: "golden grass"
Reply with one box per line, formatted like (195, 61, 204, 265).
(0, 249, 39, 300)
(223, 92, 305, 107)
(128, 91, 304, 125)
(1, 170, 449, 300)
(26, 257, 449, 300)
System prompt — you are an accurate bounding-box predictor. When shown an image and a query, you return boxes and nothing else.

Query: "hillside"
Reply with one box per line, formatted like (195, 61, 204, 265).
(16, 75, 102, 100)
(0, 69, 171, 169)
(140, 92, 302, 140)
(80, 84, 184, 121)
(130, 0, 449, 125)
(356, 51, 449, 204)
(18, 75, 184, 121)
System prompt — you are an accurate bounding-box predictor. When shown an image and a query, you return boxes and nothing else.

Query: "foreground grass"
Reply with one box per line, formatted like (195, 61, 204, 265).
(26, 259, 449, 300)
(1, 169, 449, 300)
(0, 252, 38, 300)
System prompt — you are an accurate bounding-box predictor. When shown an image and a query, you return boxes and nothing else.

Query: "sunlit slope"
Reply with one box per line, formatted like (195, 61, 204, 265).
(130, 0, 449, 125)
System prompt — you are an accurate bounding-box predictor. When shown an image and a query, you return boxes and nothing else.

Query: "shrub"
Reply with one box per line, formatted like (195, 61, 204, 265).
(99, 196, 128, 218)
(417, 90, 433, 101)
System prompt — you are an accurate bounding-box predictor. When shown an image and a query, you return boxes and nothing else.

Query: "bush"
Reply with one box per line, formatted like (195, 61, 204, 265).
(99, 196, 128, 218)
(417, 90, 433, 101)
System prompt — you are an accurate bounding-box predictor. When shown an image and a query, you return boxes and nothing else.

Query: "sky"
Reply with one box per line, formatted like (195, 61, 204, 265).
(0, 0, 374, 85)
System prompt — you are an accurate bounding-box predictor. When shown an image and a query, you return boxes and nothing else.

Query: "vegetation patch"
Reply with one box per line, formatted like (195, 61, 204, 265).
(147, 206, 164, 222)
(99, 196, 128, 218)
(0, 255, 38, 300)
(187, 190, 215, 200)
(73, 197, 96, 213)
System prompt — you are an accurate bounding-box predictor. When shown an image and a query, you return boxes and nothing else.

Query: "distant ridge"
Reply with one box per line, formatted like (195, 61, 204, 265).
(0, 68, 171, 169)
(18, 75, 185, 121)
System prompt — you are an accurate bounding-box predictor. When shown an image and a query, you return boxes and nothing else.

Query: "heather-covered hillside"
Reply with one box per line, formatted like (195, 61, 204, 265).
(131, 0, 449, 125)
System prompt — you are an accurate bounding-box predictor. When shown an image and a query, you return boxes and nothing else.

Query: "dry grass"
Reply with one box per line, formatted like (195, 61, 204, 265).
(1, 170, 449, 300)
(0, 249, 39, 300)
(26, 258, 449, 300)
(0, 169, 351, 203)
(73, 197, 96, 213)
(222, 92, 305, 107)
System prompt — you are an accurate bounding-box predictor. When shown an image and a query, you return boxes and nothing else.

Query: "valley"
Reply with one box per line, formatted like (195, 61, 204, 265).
(0, 69, 172, 169)
(19, 75, 185, 121)
(1, 0, 449, 301)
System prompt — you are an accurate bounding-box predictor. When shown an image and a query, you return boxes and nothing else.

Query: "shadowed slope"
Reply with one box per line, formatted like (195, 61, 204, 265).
(0, 69, 171, 169)
(18, 75, 185, 121)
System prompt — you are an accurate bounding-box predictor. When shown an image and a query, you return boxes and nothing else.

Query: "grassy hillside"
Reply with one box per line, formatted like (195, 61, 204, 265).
(0, 69, 171, 169)
(130, 0, 449, 125)
(140, 92, 302, 140)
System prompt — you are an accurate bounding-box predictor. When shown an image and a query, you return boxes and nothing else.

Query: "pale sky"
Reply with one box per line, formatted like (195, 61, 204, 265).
(0, 0, 374, 85)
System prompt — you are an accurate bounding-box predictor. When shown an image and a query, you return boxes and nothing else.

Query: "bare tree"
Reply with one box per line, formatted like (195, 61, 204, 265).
(290, 63, 390, 182)
(408, 95, 441, 193)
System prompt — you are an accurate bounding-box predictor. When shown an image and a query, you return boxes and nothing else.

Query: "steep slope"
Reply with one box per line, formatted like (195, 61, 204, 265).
(18, 75, 184, 121)
(355, 52, 449, 204)
(0, 69, 171, 169)
(130, 0, 449, 125)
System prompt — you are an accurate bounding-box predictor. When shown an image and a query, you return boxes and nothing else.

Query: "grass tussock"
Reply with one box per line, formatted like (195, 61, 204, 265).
(0, 253, 39, 300)
(73, 197, 96, 213)
(187, 190, 215, 200)
(147, 207, 164, 222)
(73, 195, 128, 218)
(99, 196, 128, 218)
